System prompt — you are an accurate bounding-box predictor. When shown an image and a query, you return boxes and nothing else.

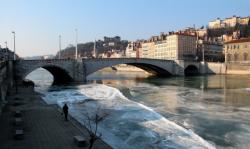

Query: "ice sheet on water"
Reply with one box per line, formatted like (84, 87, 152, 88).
(42, 89, 89, 105)
(41, 84, 215, 149)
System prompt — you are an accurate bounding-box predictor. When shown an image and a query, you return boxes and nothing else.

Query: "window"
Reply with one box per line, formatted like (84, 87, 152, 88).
(244, 53, 248, 61)
(228, 54, 232, 61)
(234, 53, 238, 61)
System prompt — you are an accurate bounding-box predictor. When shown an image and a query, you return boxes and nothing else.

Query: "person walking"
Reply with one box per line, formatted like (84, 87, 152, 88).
(63, 103, 69, 121)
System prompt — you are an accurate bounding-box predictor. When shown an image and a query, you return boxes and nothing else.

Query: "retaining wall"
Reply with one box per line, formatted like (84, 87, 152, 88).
(0, 61, 13, 115)
(226, 63, 250, 75)
(206, 62, 226, 74)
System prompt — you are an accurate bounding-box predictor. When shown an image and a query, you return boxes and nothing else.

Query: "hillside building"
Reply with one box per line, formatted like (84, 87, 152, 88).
(224, 38, 250, 63)
(208, 16, 250, 29)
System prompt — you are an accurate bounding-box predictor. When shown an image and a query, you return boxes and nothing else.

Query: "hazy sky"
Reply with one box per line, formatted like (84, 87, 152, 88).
(0, 0, 249, 57)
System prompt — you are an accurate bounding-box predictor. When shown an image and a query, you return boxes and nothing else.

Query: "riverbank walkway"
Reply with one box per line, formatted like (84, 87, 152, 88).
(0, 86, 112, 149)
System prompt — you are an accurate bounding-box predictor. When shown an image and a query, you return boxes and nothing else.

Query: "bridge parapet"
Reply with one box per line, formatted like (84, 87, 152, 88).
(82, 58, 175, 63)
(17, 59, 76, 62)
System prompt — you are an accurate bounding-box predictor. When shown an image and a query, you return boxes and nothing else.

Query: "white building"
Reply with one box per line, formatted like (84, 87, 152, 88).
(140, 33, 197, 60)
(125, 42, 137, 58)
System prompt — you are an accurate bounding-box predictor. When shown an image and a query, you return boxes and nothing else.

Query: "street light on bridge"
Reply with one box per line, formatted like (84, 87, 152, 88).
(12, 31, 16, 60)
(4, 41, 7, 48)
(75, 29, 78, 60)
(59, 35, 61, 59)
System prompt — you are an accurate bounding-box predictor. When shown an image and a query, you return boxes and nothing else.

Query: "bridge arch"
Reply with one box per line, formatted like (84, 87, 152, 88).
(123, 63, 172, 76)
(15, 60, 75, 85)
(184, 65, 200, 76)
(41, 65, 72, 84)
(83, 58, 174, 77)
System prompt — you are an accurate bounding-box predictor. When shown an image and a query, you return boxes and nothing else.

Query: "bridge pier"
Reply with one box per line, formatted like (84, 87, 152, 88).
(173, 60, 185, 76)
(72, 59, 86, 83)
(199, 62, 207, 75)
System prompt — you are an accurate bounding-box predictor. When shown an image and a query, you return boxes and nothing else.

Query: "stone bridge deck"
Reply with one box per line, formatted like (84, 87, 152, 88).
(14, 58, 203, 84)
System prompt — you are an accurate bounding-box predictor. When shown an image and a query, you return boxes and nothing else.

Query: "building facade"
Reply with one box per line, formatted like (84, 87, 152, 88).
(208, 18, 221, 29)
(154, 40, 168, 59)
(139, 33, 197, 60)
(125, 41, 141, 58)
(208, 16, 250, 29)
(197, 40, 224, 62)
(141, 42, 155, 58)
(224, 38, 250, 63)
(168, 34, 197, 60)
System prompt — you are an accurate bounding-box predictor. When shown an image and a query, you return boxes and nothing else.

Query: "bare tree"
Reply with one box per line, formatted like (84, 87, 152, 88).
(83, 108, 108, 149)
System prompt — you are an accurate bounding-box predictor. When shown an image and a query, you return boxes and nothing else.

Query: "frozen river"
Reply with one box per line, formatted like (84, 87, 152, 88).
(27, 69, 250, 149)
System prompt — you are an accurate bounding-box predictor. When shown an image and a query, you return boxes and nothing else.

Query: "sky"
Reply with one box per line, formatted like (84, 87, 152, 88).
(0, 0, 249, 57)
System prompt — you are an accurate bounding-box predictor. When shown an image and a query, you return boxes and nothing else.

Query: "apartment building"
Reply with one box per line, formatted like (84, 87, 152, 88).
(197, 40, 224, 62)
(125, 41, 141, 58)
(208, 16, 250, 29)
(139, 33, 197, 60)
(154, 40, 168, 59)
(224, 38, 250, 63)
(141, 42, 155, 58)
(167, 34, 197, 60)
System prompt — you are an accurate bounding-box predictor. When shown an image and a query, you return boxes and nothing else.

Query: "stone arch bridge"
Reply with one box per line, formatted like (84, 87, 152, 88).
(14, 58, 202, 84)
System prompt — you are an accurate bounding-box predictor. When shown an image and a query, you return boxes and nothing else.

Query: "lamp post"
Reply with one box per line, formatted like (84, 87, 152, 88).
(4, 41, 8, 60)
(93, 39, 96, 58)
(202, 45, 205, 62)
(75, 29, 78, 59)
(5, 41, 7, 48)
(12, 31, 16, 60)
(11, 31, 18, 93)
(59, 35, 61, 59)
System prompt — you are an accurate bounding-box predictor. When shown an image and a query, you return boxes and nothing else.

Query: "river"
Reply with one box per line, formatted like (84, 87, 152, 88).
(27, 68, 250, 149)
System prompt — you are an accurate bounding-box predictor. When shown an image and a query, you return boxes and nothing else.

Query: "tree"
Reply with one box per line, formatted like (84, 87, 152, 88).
(83, 108, 108, 149)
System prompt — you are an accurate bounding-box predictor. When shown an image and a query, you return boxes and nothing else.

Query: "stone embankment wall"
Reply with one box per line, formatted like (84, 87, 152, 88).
(226, 63, 250, 74)
(205, 62, 226, 74)
(205, 62, 250, 75)
(0, 61, 13, 115)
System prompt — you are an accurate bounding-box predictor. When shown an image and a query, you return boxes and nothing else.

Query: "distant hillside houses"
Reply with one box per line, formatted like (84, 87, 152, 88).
(207, 16, 250, 42)
(24, 55, 55, 60)
(208, 16, 250, 29)
(57, 36, 128, 59)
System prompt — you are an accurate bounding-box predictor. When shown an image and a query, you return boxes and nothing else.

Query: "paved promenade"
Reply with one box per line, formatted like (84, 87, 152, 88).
(0, 86, 112, 149)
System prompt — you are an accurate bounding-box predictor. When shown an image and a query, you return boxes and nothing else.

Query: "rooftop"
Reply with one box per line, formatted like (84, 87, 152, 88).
(225, 38, 250, 44)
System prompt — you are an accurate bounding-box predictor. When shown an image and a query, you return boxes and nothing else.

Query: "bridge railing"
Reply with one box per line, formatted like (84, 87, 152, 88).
(81, 58, 175, 63)
(17, 58, 178, 64)
(16, 59, 76, 62)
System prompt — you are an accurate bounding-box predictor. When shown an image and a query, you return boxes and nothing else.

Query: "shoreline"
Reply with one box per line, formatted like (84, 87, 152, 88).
(0, 85, 112, 149)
